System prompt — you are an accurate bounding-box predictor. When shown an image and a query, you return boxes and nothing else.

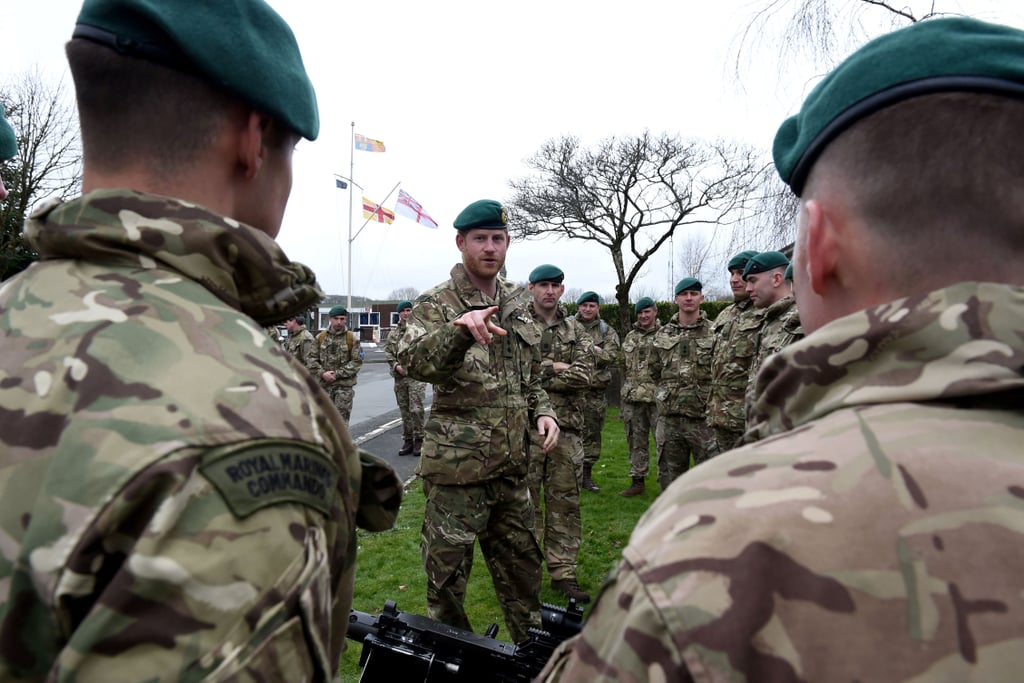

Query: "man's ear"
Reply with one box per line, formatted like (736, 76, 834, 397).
(803, 199, 840, 296)
(238, 111, 269, 180)
(455, 231, 466, 252)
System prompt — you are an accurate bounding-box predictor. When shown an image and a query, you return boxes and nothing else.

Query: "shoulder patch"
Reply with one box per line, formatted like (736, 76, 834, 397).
(200, 440, 340, 518)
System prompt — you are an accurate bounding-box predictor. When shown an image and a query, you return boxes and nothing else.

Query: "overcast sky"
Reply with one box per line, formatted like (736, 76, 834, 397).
(5, 0, 1024, 303)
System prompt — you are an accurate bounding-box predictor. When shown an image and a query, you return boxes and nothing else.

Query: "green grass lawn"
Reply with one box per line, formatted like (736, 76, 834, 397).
(339, 407, 659, 679)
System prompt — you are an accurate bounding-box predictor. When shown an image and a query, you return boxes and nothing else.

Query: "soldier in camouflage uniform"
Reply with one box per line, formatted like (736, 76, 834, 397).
(384, 300, 426, 456)
(526, 265, 596, 604)
(283, 314, 316, 369)
(648, 278, 718, 491)
(706, 249, 762, 451)
(742, 251, 804, 414)
(398, 199, 558, 643)
(0, 2, 401, 679)
(310, 304, 363, 423)
(619, 297, 661, 497)
(0, 105, 13, 200)
(541, 17, 1024, 682)
(574, 291, 621, 493)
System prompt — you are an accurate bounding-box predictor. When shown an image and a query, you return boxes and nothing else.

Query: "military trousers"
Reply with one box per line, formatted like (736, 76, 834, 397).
(579, 389, 608, 469)
(421, 477, 543, 643)
(712, 425, 745, 453)
(393, 376, 426, 440)
(655, 414, 720, 490)
(527, 429, 584, 582)
(621, 400, 658, 479)
(324, 383, 355, 423)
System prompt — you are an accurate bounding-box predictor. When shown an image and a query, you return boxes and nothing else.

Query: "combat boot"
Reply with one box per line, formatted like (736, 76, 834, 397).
(581, 464, 600, 493)
(551, 578, 591, 604)
(620, 477, 645, 497)
(398, 439, 414, 456)
(412, 438, 423, 456)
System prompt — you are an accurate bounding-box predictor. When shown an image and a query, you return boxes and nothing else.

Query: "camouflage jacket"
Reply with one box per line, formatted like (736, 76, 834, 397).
(541, 282, 1024, 683)
(648, 312, 714, 418)
(746, 295, 803, 410)
(310, 326, 363, 388)
(529, 303, 596, 433)
(397, 264, 556, 485)
(285, 325, 316, 370)
(707, 297, 763, 432)
(384, 318, 422, 386)
(620, 322, 659, 404)
(575, 313, 622, 389)
(0, 190, 400, 681)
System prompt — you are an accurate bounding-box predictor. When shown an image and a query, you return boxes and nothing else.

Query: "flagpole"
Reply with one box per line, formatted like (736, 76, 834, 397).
(348, 122, 355, 311)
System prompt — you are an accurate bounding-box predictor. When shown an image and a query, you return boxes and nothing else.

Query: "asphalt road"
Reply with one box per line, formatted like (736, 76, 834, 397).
(348, 344, 428, 485)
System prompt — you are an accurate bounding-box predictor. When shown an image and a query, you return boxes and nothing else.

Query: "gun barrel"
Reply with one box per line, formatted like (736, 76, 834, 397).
(347, 609, 378, 643)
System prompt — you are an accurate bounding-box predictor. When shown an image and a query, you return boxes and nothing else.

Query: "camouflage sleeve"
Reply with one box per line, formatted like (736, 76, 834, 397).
(299, 337, 314, 370)
(648, 332, 665, 383)
(547, 323, 596, 392)
(308, 335, 324, 378)
(538, 557, 695, 682)
(595, 327, 622, 370)
(40, 443, 359, 681)
(397, 298, 476, 383)
(525, 336, 558, 424)
(384, 330, 400, 375)
(335, 336, 363, 381)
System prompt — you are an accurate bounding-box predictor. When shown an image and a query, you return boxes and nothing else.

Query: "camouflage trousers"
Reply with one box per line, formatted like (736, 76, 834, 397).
(393, 376, 426, 440)
(324, 383, 355, 423)
(621, 400, 658, 479)
(655, 414, 720, 490)
(712, 425, 745, 453)
(421, 477, 543, 643)
(579, 389, 608, 468)
(527, 429, 584, 582)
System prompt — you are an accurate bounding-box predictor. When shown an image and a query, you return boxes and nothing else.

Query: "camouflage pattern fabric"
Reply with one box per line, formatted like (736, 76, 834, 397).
(707, 298, 763, 448)
(528, 429, 584, 582)
(384, 318, 426, 441)
(310, 327, 363, 423)
(284, 324, 316, 370)
(540, 282, 1024, 683)
(745, 294, 804, 414)
(575, 314, 622, 468)
(620, 323, 659, 479)
(0, 190, 401, 681)
(527, 303, 594, 581)
(420, 478, 543, 644)
(649, 312, 719, 488)
(397, 264, 553, 641)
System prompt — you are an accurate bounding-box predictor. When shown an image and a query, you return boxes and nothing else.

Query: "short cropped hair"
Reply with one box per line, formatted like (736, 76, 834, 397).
(66, 39, 291, 176)
(810, 92, 1024, 285)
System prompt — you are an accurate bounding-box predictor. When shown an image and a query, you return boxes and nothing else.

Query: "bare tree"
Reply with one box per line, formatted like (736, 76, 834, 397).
(507, 132, 761, 331)
(675, 232, 717, 285)
(1, 69, 82, 280)
(562, 286, 583, 305)
(726, 161, 800, 256)
(737, 0, 949, 77)
(387, 286, 420, 301)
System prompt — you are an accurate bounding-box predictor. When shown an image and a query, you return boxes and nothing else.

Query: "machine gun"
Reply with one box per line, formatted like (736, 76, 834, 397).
(347, 599, 583, 681)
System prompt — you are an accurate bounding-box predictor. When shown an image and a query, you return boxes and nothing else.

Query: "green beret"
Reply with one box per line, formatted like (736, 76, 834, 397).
(727, 250, 758, 272)
(74, 0, 319, 140)
(529, 264, 564, 284)
(634, 297, 656, 314)
(576, 291, 601, 305)
(397, 300, 412, 312)
(454, 199, 507, 231)
(784, 263, 794, 281)
(328, 305, 347, 317)
(0, 107, 15, 161)
(674, 277, 702, 295)
(774, 17, 1024, 195)
(743, 251, 790, 279)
